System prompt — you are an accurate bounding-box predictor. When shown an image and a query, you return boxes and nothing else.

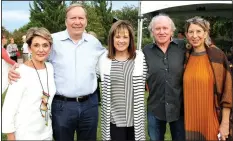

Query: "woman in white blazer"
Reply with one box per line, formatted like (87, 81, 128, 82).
(97, 20, 147, 141)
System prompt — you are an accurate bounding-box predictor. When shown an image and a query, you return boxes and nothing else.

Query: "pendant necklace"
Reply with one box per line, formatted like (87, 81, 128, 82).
(31, 60, 50, 126)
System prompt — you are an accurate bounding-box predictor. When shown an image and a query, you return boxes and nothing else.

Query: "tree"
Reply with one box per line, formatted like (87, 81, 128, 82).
(1, 26, 12, 38)
(29, 0, 66, 33)
(112, 5, 138, 32)
(93, 0, 113, 44)
(83, 3, 105, 42)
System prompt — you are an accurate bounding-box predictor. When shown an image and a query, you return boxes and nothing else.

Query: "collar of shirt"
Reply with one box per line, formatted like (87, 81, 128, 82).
(58, 29, 89, 45)
(150, 37, 178, 48)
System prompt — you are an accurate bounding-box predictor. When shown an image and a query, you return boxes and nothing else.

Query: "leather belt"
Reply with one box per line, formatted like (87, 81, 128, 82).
(54, 95, 90, 102)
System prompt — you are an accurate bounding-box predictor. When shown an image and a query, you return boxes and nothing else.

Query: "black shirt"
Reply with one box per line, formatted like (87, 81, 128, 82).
(143, 39, 186, 122)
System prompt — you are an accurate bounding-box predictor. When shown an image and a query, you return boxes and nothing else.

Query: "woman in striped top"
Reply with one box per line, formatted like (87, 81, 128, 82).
(183, 16, 232, 140)
(97, 20, 147, 140)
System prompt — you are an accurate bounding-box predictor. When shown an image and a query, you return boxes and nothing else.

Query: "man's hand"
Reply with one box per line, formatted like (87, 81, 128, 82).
(8, 63, 20, 84)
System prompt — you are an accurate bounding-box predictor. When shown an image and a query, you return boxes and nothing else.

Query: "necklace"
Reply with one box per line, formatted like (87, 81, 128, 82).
(31, 60, 50, 126)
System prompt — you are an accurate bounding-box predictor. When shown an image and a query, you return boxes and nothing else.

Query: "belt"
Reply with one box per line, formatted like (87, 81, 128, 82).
(23, 53, 28, 54)
(54, 95, 90, 102)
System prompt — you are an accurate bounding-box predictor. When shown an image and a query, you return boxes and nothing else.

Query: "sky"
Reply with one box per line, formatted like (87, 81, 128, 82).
(2, 1, 138, 32)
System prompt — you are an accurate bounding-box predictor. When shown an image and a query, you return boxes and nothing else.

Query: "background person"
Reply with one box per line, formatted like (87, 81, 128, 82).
(183, 16, 232, 141)
(2, 34, 17, 93)
(7, 37, 18, 62)
(2, 27, 56, 140)
(22, 35, 30, 62)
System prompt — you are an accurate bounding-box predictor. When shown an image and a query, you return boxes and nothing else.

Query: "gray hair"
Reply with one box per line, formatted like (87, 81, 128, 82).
(66, 3, 87, 18)
(148, 13, 176, 37)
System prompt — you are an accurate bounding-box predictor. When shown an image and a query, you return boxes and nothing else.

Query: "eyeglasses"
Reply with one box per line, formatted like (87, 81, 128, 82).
(40, 91, 50, 126)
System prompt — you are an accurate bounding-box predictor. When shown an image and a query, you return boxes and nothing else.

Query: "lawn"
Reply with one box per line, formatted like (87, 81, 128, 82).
(2, 90, 171, 140)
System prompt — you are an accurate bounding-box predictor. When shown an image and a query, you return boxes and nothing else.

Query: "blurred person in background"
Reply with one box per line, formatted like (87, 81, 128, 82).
(7, 37, 18, 62)
(2, 34, 17, 93)
(22, 35, 30, 62)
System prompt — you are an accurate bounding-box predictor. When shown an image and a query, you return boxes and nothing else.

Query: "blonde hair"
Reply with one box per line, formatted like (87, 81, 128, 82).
(26, 27, 53, 47)
(185, 16, 212, 47)
(66, 3, 87, 18)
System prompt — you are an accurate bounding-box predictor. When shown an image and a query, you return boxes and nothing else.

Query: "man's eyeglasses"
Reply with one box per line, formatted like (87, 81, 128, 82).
(40, 91, 50, 126)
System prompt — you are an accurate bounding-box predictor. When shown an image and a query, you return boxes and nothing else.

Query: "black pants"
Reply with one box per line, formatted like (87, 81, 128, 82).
(10, 56, 17, 62)
(96, 78, 101, 103)
(110, 123, 135, 141)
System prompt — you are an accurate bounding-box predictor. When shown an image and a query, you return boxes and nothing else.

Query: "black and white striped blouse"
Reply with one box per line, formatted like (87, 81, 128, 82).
(110, 59, 134, 127)
(97, 50, 147, 140)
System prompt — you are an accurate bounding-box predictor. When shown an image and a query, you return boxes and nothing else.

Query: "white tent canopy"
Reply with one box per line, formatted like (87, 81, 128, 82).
(137, 1, 232, 50)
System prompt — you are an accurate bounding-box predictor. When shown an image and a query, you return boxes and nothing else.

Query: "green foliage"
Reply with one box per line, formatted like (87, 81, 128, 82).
(142, 37, 153, 49)
(83, 2, 105, 42)
(113, 5, 138, 32)
(1, 26, 12, 38)
(93, 0, 113, 44)
(29, 0, 66, 33)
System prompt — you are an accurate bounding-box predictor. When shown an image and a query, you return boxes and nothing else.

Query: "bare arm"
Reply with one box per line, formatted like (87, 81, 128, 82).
(219, 108, 231, 140)
(2, 48, 16, 65)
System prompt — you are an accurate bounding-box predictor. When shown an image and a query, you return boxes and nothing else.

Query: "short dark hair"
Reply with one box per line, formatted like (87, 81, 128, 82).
(178, 31, 185, 36)
(107, 20, 136, 60)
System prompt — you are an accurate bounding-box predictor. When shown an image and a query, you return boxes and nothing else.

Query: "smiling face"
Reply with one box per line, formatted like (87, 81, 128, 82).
(113, 28, 130, 54)
(65, 6, 87, 38)
(186, 23, 207, 49)
(29, 36, 51, 63)
(152, 16, 173, 45)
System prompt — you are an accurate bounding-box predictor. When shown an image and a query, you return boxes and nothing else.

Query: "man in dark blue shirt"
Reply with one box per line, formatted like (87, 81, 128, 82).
(143, 13, 186, 141)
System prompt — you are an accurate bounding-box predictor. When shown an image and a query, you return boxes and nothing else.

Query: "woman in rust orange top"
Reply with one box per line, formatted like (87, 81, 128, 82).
(183, 16, 232, 141)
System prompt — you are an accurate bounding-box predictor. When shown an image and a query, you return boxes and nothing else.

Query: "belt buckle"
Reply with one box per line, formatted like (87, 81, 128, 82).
(76, 96, 83, 102)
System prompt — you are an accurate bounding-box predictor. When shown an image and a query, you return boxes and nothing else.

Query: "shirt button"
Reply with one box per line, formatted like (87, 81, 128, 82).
(165, 80, 168, 83)
(166, 102, 169, 105)
(164, 58, 167, 60)
(165, 68, 168, 71)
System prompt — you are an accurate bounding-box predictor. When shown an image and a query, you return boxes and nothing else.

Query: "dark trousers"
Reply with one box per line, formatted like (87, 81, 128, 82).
(147, 111, 185, 141)
(96, 78, 101, 103)
(110, 123, 135, 141)
(10, 56, 17, 62)
(51, 91, 98, 141)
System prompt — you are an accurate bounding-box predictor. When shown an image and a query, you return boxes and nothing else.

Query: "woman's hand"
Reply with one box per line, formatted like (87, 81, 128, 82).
(219, 121, 229, 140)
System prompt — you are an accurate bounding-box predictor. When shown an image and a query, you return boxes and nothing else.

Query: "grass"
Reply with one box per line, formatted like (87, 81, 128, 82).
(2, 91, 171, 140)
